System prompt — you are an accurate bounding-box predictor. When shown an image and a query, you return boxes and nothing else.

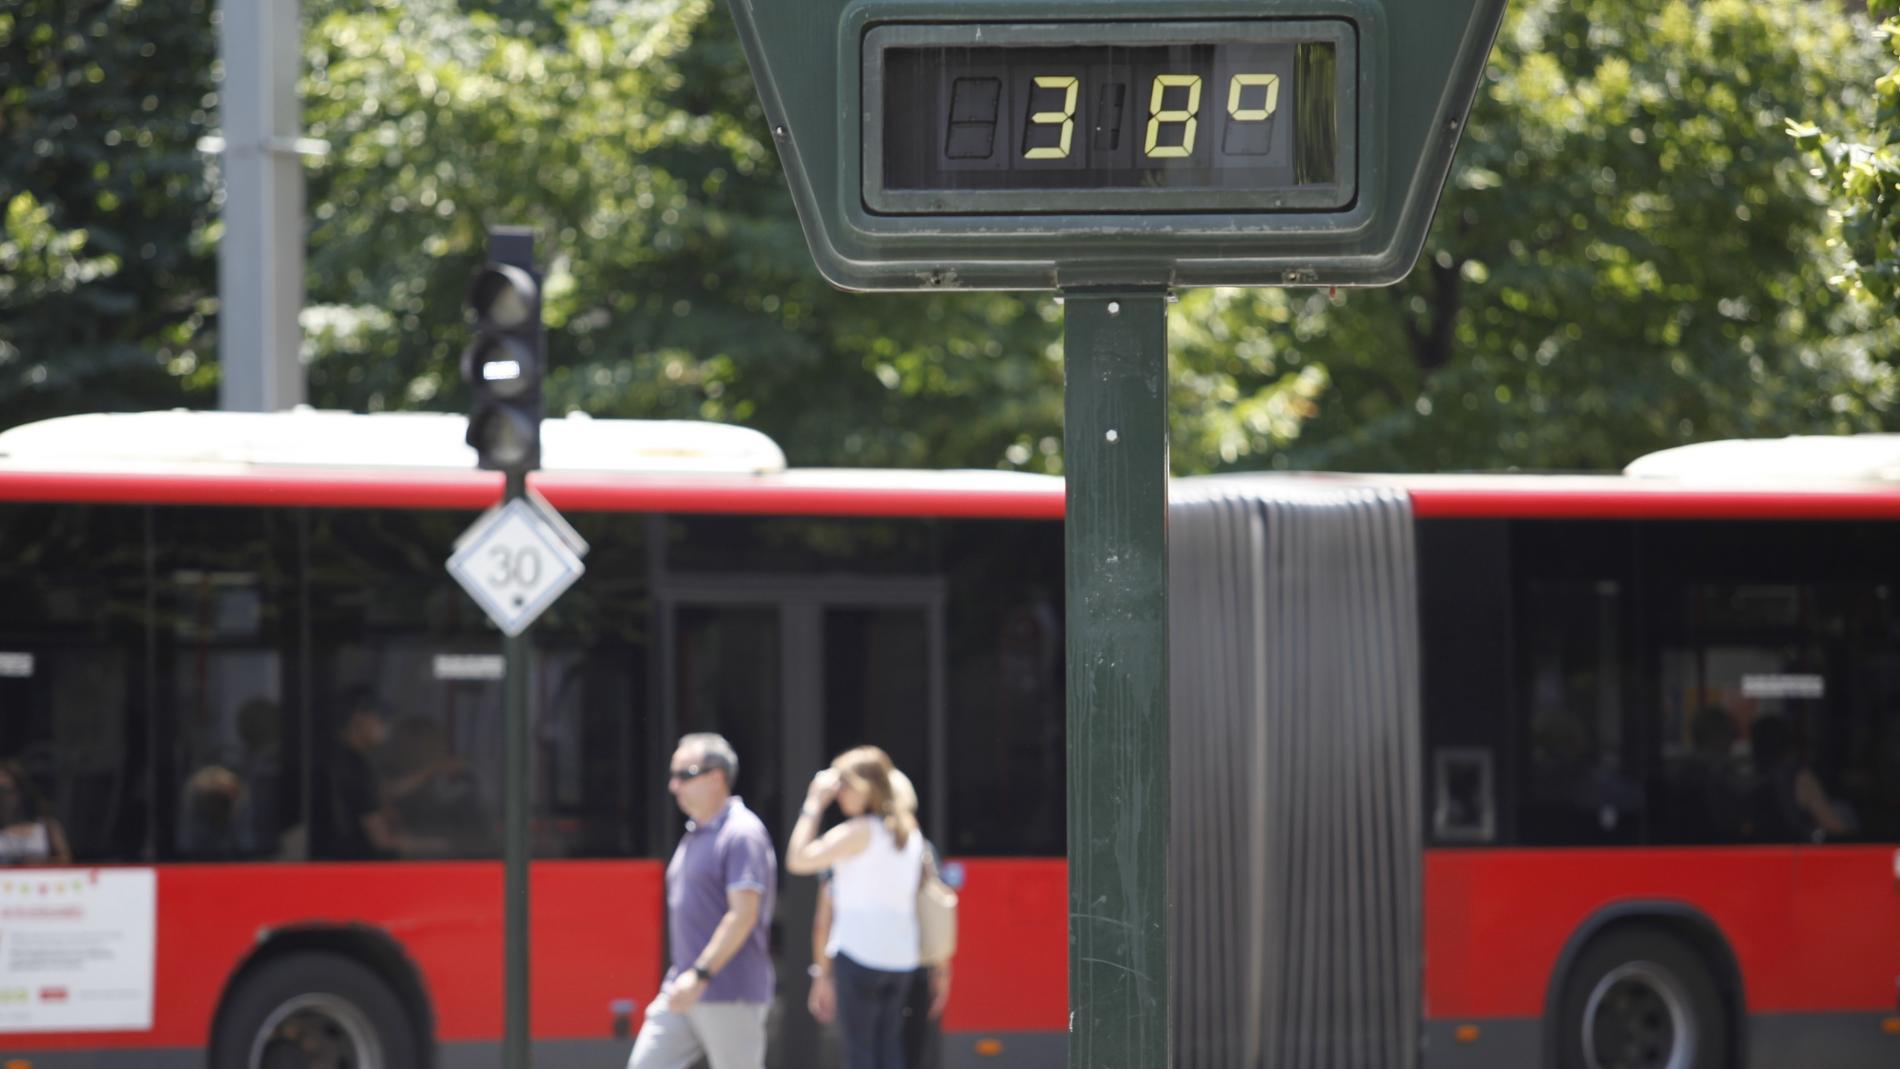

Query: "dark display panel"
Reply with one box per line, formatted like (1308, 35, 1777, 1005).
(881, 41, 1338, 194)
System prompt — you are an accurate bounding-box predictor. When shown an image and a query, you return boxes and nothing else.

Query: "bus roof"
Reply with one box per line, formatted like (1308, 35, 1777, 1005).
(0, 410, 1066, 518)
(0, 409, 789, 475)
(1624, 433, 1900, 483)
(3, 413, 1900, 521)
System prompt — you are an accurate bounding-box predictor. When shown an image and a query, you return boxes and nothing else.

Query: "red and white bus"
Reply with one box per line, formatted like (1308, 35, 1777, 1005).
(0, 411, 1895, 1069)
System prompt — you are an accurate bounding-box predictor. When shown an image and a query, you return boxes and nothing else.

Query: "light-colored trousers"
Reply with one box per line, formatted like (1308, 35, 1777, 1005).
(626, 997, 769, 1069)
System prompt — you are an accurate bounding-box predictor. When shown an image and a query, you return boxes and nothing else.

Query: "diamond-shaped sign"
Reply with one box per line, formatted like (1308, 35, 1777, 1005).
(447, 498, 585, 636)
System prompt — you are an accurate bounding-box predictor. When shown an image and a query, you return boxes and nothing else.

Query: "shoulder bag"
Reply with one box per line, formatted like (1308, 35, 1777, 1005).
(917, 842, 958, 966)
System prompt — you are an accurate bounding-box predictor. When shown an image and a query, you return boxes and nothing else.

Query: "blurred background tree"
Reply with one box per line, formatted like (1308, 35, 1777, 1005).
(1794, 0, 1899, 318)
(1176, 0, 1899, 472)
(299, 0, 1065, 471)
(3, 0, 1894, 473)
(0, 0, 219, 425)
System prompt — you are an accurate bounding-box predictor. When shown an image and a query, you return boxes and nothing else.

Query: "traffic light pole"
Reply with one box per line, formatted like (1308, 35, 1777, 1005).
(503, 466, 532, 1069)
(1062, 290, 1171, 1069)
(453, 225, 559, 1069)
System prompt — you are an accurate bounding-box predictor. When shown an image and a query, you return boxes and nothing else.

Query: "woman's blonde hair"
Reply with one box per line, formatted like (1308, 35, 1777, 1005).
(831, 745, 917, 849)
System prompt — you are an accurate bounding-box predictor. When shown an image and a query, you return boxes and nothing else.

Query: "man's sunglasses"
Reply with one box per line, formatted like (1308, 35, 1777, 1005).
(669, 763, 720, 783)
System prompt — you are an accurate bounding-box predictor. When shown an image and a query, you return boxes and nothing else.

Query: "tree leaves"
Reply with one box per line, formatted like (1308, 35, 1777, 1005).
(301, 0, 1066, 469)
(1794, 0, 1900, 314)
(0, 0, 218, 424)
(4, 0, 1893, 478)
(1178, 0, 1898, 473)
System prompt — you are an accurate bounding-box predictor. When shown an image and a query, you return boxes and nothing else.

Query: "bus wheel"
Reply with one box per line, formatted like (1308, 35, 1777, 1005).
(213, 952, 421, 1069)
(1556, 927, 1728, 1069)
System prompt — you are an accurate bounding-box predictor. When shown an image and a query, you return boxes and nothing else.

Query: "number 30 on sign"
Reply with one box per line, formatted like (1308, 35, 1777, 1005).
(447, 497, 587, 637)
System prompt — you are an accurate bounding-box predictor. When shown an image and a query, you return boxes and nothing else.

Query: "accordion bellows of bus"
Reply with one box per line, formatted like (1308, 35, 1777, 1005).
(0, 410, 1895, 1069)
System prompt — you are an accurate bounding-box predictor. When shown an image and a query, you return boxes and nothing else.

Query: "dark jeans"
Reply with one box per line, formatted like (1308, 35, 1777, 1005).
(834, 952, 911, 1069)
(901, 967, 938, 1069)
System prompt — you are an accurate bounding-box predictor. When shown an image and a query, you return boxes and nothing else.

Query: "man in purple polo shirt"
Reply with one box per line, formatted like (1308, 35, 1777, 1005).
(627, 732, 777, 1069)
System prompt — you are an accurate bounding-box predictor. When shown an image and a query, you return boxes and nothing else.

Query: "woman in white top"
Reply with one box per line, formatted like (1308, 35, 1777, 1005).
(788, 745, 924, 1069)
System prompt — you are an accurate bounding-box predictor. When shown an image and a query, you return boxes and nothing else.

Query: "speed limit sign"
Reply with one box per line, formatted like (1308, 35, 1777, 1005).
(447, 496, 586, 636)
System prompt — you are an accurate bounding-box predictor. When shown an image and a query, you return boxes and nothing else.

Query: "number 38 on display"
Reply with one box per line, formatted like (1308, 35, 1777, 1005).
(1018, 72, 1280, 160)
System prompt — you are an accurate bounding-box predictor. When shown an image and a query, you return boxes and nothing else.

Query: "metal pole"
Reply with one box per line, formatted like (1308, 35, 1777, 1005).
(216, 0, 307, 411)
(1063, 290, 1171, 1069)
(504, 468, 532, 1069)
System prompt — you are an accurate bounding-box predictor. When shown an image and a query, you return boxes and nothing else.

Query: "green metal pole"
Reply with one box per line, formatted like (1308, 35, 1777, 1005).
(1063, 290, 1171, 1069)
(504, 468, 532, 1069)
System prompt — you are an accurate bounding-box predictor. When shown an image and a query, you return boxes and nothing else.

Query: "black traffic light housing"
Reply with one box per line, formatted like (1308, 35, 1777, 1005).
(463, 227, 544, 472)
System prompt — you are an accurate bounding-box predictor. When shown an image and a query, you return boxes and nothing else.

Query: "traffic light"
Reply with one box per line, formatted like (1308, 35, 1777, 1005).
(463, 229, 543, 472)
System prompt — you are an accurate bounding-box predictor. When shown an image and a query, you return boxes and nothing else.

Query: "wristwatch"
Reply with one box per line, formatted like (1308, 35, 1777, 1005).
(691, 963, 716, 983)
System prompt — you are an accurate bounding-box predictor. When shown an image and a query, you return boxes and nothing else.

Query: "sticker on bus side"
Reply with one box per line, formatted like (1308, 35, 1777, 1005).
(0, 868, 155, 1033)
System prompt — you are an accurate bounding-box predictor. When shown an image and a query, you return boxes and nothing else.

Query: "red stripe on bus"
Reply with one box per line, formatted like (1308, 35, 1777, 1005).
(15, 471, 1900, 523)
(0, 471, 1066, 519)
(1409, 487, 1900, 520)
(541, 479, 1067, 519)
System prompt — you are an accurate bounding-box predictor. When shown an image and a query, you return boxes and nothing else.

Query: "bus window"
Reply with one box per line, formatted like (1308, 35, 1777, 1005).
(1418, 519, 1514, 847)
(153, 507, 299, 861)
(0, 504, 148, 863)
(305, 507, 652, 862)
(673, 604, 783, 844)
(1844, 585, 1900, 842)
(306, 508, 504, 861)
(1515, 522, 1641, 846)
(823, 606, 931, 819)
(1646, 522, 1900, 845)
(532, 511, 652, 858)
(945, 519, 1065, 856)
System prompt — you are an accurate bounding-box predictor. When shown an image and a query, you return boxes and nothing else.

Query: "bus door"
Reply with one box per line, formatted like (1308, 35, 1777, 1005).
(658, 575, 948, 1069)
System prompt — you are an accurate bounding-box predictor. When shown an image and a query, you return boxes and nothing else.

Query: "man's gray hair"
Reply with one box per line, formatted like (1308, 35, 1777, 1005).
(678, 732, 739, 785)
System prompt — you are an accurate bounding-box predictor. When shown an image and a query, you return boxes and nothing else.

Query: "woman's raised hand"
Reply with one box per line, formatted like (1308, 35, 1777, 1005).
(806, 768, 841, 807)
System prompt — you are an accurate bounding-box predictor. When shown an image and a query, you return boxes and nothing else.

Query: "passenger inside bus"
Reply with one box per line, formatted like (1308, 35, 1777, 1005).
(1664, 705, 1745, 843)
(0, 758, 72, 865)
(1745, 715, 1855, 842)
(382, 715, 494, 858)
(313, 688, 400, 860)
(235, 695, 285, 855)
(178, 764, 249, 856)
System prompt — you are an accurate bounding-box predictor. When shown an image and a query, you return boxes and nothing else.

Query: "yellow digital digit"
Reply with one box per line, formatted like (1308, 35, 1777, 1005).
(1143, 74, 1201, 158)
(1024, 75, 1080, 160)
(1227, 73, 1280, 121)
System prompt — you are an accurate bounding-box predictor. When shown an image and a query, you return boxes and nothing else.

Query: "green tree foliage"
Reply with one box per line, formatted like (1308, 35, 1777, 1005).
(1173, 0, 1899, 473)
(0, 0, 219, 425)
(1793, 0, 1900, 313)
(4, 0, 1893, 476)
(302, 0, 1065, 469)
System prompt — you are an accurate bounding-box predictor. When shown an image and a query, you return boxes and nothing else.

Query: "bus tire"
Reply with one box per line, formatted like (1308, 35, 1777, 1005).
(1554, 925, 1728, 1069)
(212, 951, 421, 1069)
